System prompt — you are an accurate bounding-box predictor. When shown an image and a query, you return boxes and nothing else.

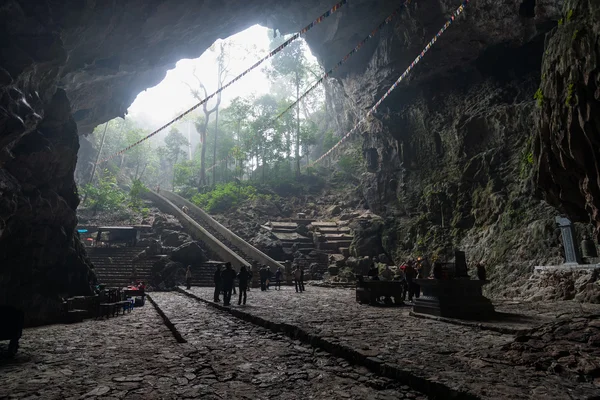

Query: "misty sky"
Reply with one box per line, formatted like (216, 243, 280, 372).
(128, 25, 294, 128)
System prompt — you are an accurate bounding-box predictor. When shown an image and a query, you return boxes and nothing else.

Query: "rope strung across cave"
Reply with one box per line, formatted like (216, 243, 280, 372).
(96, 0, 348, 164)
(205, 0, 412, 175)
(309, 0, 470, 167)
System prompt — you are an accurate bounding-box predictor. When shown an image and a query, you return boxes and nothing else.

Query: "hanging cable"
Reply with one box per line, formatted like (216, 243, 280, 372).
(206, 1, 412, 174)
(310, 0, 470, 167)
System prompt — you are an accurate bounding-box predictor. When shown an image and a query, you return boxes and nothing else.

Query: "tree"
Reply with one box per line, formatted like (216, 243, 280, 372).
(266, 34, 323, 176)
(186, 43, 232, 187)
(164, 127, 189, 190)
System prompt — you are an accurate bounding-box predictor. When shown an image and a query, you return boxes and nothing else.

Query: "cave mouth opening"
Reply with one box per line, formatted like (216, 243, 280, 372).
(77, 23, 323, 189)
(519, 0, 536, 18)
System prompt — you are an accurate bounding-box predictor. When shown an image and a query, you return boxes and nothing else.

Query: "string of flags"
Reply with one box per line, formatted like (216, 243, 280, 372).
(205, 1, 412, 174)
(309, 0, 470, 167)
(97, 0, 348, 164)
(272, 0, 412, 122)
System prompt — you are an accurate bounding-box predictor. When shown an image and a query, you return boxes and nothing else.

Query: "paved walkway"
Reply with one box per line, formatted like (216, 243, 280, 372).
(0, 293, 426, 400)
(150, 291, 426, 399)
(183, 285, 600, 399)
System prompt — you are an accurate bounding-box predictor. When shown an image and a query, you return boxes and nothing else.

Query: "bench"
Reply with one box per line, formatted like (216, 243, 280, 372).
(355, 275, 404, 305)
(0, 305, 24, 356)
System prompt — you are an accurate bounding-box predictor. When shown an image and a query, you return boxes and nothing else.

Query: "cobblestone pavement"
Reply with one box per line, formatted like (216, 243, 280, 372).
(0, 294, 426, 400)
(148, 291, 427, 399)
(185, 285, 600, 399)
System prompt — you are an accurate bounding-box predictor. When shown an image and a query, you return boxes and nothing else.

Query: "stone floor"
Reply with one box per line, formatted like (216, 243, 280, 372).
(183, 285, 600, 399)
(0, 293, 425, 400)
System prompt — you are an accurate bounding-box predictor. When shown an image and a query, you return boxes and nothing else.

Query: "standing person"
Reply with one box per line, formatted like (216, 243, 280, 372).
(265, 267, 271, 290)
(405, 261, 417, 302)
(221, 262, 236, 306)
(259, 266, 267, 291)
(213, 265, 222, 302)
(275, 267, 282, 290)
(294, 266, 303, 293)
(299, 266, 305, 292)
(185, 265, 192, 289)
(237, 266, 251, 305)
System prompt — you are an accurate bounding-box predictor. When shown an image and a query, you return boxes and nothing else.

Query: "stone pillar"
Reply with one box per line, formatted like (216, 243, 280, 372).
(555, 216, 582, 264)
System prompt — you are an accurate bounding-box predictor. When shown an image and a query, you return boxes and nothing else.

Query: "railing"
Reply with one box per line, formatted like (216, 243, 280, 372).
(161, 190, 285, 271)
(143, 190, 249, 269)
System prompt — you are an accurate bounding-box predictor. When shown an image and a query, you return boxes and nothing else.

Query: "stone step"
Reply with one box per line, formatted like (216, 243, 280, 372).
(321, 233, 353, 240)
(319, 240, 353, 251)
(317, 227, 351, 233)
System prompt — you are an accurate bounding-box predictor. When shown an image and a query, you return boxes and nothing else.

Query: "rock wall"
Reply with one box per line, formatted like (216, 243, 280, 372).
(534, 0, 600, 232)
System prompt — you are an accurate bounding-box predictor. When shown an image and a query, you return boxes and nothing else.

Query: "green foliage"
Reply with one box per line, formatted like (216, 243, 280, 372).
(129, 179, 148, 210)
(519, 136, 534, 179)
(558, 18, 563, 26)
(322, 130, 338, 153)
(336, 144, 364, 178)
(566, 9, 574, 22)
(565, 82, 575, 106)
(81, 170, 127, 212)
(572, 29, 579, 40)
(534, 88, 544, 107)
(190, 182, 259, 213)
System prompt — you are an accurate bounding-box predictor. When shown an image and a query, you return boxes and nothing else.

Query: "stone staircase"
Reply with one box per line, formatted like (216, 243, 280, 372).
(87, 246, 156, 288)
(261, 220, 354, 276)
(88, 246, 219, 288)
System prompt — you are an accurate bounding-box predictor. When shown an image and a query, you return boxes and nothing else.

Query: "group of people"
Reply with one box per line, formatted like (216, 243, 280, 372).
(366, 256, 488, 302)
(183, 262, 308, 307)
(211, 263, 252, 306)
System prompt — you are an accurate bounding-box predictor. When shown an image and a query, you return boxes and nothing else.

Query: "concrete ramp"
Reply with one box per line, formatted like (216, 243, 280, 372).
(161, 190, 285, 271)
(144, 190, 249, 270)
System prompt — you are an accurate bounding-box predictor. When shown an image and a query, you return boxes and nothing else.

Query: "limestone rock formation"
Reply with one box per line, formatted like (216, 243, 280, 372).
(535, 0, 600, 232)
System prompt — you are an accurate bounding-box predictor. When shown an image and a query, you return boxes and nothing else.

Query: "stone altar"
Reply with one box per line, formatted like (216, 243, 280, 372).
(412, 250, 495, 320)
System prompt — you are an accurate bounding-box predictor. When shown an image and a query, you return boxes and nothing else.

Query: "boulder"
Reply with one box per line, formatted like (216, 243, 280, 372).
(161, 229, 191, 247)
(339, 212, 360, 221)
(151, 260, 186, 290)
(170, 242, 208, 266)
(250, 232, 285, 260)
(328, 253, 346, 268)
(327, 205, 341, 216)
(328, 265, 340, 276)
(349, 217, 385, 257)
(152, 214, 183, 235)
(346, 257, 359, 271)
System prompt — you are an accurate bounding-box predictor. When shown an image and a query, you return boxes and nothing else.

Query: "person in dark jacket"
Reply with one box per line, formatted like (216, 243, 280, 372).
(259, 266, 268, 291)
(221, 262, 236, 306)
(299, 267, 305, 292)
(237, 266, 251, 305)
(274, 267, 282, 290)
(213, 265, 222, 302)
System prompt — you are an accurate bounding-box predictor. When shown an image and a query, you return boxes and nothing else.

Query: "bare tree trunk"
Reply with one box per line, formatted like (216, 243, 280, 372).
(138, 163, 148, 180)
(199, 117, 210, 188)
(212, 98, 219, 187)
(88, 121, 110, 186)
(295, 68, 300, 176)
